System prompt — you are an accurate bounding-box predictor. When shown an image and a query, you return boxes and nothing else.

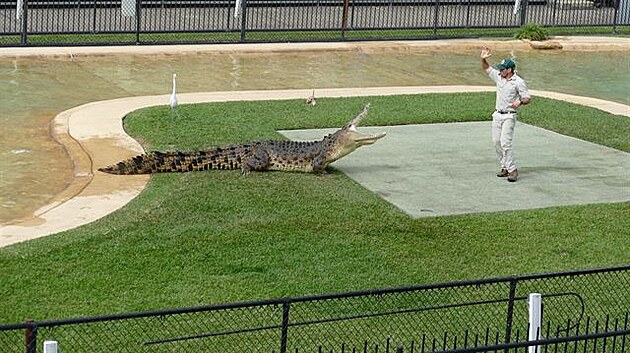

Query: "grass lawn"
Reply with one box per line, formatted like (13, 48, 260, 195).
(0, 92, 628, 324)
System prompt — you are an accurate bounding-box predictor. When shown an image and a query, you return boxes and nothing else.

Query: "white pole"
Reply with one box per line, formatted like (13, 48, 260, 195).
(234, 0, 242, 19)
(513, 0, 521, 15)
(43, 340, 58, 353)
(16, 0, 23, 20)
(528, 293, 542, 353)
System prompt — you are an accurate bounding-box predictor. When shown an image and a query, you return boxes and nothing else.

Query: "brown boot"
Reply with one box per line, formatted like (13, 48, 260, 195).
(507, 169, 518, 182)
(496, 168, 508, 177)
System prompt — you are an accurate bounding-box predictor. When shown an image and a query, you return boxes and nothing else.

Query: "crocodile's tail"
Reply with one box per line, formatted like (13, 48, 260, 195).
(98, 148, 243, 175)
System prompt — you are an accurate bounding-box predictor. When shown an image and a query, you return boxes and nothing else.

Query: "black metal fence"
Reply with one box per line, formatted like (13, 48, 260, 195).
(0, 0, 629, 46)
(0, 265, 628, 352)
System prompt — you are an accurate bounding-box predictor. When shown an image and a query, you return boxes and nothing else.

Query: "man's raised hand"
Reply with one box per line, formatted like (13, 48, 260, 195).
(480, 48, 492, 59)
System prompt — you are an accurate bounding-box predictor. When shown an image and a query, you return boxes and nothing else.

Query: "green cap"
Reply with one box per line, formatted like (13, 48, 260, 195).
(495, 58, 516, 70)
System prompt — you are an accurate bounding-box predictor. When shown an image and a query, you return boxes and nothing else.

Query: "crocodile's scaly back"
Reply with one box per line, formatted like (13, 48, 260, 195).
(98, 146, 248, 174)
(99, 104, 386, 175)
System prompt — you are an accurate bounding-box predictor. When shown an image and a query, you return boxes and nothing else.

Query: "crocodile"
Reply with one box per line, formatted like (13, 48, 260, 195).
(98, 104, 386, 175)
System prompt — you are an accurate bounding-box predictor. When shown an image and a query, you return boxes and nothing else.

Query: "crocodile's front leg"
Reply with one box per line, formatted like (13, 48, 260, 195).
(241, 148, 271, 175)
(311, 154, 330, 174)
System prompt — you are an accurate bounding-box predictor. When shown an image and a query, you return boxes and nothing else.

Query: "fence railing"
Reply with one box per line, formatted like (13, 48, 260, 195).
(1, 0, 629, 46)
(0, 265, 628, 352)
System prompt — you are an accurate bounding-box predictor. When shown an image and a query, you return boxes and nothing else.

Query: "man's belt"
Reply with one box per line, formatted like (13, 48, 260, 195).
(496, 110, 516, 114)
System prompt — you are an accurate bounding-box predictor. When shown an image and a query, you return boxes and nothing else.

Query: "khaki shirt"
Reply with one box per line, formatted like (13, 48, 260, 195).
(487, 68, 530, 112)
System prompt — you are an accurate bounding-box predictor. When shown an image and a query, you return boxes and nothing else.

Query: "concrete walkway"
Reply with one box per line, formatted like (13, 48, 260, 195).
(1, 38, 629, 247)
(282, 121, 630, 217)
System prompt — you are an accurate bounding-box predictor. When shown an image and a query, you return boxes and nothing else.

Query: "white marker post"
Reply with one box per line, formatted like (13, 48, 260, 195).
(528, 293, 542, 353)
(16, 0, 23, 20)
(513, 0, 521, 15)
(234, 0, 242, 19)
(43, 340, 58, 353)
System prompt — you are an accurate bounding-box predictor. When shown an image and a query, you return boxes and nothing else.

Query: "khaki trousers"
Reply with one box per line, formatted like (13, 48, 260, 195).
(492, 111, 517, 172)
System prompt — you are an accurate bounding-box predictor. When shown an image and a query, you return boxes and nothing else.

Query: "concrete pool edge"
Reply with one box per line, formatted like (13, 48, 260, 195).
(1, 85, 628, 247)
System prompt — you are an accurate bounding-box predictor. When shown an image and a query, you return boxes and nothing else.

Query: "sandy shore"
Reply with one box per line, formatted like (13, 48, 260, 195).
(1, 37, 628, 247)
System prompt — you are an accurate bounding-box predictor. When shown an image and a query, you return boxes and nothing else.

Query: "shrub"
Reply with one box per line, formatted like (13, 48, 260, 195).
(514, 23, 550, 41)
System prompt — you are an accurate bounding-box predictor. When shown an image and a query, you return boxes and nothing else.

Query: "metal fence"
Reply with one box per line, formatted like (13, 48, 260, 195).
(0, 265, 628, 352)
(0, 0, 629, 46)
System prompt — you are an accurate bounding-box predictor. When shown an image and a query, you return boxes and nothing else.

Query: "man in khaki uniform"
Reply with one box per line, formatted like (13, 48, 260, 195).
(481, 48, 531, 182)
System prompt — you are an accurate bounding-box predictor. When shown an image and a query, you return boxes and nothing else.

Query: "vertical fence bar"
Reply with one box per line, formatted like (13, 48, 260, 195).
(519, 0, 529, 26)
(621, 312, 629, 351)
(465, 0, 471, 28)
(25, 320, 36, 353)
(349, 0, 356, 33)
(92, 0, 97, 33)
(504, 278, 518, 350)
(239, 0, 247, 42)
(280, 300, 291, 353)
(432, 0, 439, 37)
(135, 0, 141, 44)
(341, 0, 350, 39)
(19, 0, 27, 45)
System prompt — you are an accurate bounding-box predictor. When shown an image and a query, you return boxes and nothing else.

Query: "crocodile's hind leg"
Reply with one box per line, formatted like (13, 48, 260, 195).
(241, 148, 271, 174)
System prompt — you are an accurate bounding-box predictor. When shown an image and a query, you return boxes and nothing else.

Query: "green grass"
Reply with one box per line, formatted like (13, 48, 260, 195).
(2, 25, 628, 46)
(0, 93, 628, 324)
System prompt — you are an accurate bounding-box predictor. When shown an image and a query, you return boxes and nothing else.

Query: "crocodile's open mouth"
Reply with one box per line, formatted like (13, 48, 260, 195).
(348, 129, 387, 145)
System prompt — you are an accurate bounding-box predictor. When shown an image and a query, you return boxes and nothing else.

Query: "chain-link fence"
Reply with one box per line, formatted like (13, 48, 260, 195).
(0, 265, 628, 352)
(0, 0, 629, 46)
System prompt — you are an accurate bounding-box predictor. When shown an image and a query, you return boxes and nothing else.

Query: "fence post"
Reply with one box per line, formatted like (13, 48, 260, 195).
(19, 0, 27, 45)
(432, 0, 440, 38)
(528, 293, 542, 353)
(240, 0, 247, 42)
(519, 0, 529, 26)
(504, 278, 517, 347)
(136, 0, 142, 44)
(92, 0, 97, 33)
(341, 0, 350, 39)
(25, 320, 37, 353)
(280, 300, 291, 353)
